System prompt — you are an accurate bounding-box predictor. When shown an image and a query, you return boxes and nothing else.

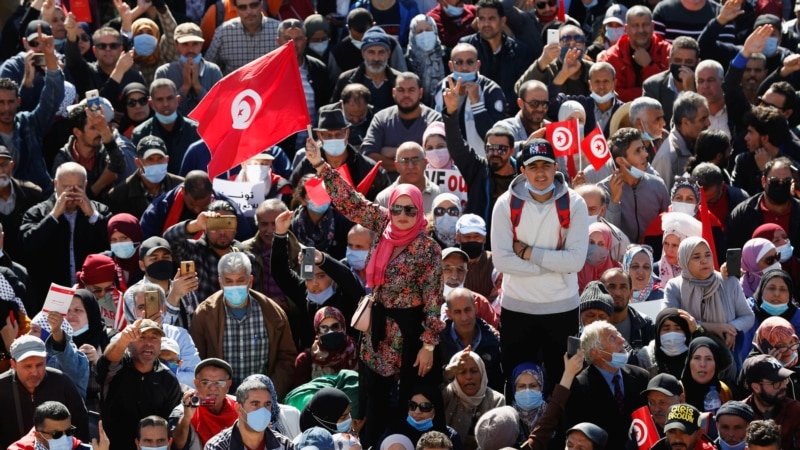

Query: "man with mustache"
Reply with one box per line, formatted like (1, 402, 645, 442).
(741, 355, 800, 450)
(649, 403, 715, 450)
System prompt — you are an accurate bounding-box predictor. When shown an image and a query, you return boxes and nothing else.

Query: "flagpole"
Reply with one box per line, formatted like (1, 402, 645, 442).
(576, 118, 582, 173)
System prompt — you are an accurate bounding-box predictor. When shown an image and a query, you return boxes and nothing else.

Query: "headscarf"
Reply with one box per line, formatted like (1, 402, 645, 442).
(107, 213, 143, 274)
(670, 179, 701, 206)
(299, 387, 351, 433)
(755, 316, 799, 366)
(70, 289, 110, 350)
(678, 237, 726, 324)
(380, 435, 415, 450)
(578, 222, 619, 291)
(741, 238, 777, 297)
(653, 308, 692, 377)
(752, 269, 797, 323)
(367, 185, 427, 288)
(445, 350, 488, 407)
(680, 337, 725, 410)
(406, 15, 445, 100)
(623, 245, 657, 302)
(660, 212, 702, 282)
(241, 374, 282, 426)
(752, 223, 785, 242)
(431, 193, 461, 247)
(131, 18, 161, 66)
(310, 307, 358, 377)
(558, 101, 586, 122)
(510, 362, 547, 433)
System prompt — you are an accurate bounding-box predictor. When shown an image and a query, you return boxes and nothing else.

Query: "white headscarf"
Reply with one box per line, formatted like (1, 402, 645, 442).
(446, 350, 488, 407)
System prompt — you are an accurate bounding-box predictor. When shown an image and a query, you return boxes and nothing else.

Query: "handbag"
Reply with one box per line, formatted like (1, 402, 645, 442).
(351, 294, 374, 332)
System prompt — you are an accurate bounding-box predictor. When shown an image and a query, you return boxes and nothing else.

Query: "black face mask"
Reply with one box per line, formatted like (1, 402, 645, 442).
(319, 331, 347, 351)
(459, 241, 484, 259)
(146, 260, 175, 280)
(767, 180, 792, 205)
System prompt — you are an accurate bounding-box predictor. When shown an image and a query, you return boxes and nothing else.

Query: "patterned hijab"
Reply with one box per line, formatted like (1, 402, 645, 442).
(310, 307, 358, 377)
(510, 362, 547, 433)
(623, 245, 657, 302)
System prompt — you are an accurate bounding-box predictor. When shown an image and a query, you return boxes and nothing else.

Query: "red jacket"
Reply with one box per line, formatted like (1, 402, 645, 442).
(427, 4, 478, 49)
(599, 33, 672, 102)
(9, 428, 90, 450)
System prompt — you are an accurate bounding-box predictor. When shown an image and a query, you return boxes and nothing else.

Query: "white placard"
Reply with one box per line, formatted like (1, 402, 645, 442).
(212, 178, 266, 217)
(425, 168, 468, 210)
(629, 300, 663, 320)
(42, 283, 75, 315)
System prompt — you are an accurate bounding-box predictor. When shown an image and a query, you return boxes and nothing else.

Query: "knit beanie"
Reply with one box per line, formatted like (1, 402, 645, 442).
(475, 406, 520, 450)
(579, 281, 614, 316)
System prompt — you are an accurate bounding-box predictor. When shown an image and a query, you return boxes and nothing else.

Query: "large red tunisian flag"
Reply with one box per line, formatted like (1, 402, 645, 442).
(189, 43, 310, 180)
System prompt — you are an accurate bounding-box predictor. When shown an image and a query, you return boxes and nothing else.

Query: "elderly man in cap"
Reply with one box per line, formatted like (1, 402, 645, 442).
(627, 373, 685, 449)
(454, 214, 496, 302)
(105, 136, 185, 218)
(741, 354, 800, 450)
(0, 145, 43, 259)
(155, 22, 223, 116)
(170, 358, 238, 450)
(291, 108, 390, 201)
(650, 404, 716, 450)
(0, 335, 89, 448)
(713, 401, 753, 450)
(98, 318, 182, 450)
(439, 246, 498, 326)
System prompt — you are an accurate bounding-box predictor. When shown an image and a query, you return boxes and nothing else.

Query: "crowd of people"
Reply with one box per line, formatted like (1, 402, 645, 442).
(4, 0, 800, 448)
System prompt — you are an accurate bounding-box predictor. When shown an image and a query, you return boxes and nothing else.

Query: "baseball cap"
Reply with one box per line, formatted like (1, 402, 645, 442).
(663, 404, 701, 435)
(160, 337, 180, 356)
(520, 138, 556, 165)
(442, 247, 469, 262)
(742, 354, 794, 384)
(195, 357, 234, 378)
(0, 145, 13, 160)
(642, 373, 684, 397)
(566, 423, 608, 450)
(456, 214, 487, 236)
(139, 236, 172, 259)
(137, 136, 168, 159)
(25, 20, 52, 42)
(361, 26, 391, 51)
(296, 427, 335, 450)
(10, 335, 47, 362)
(137, 319, 165, 337)
(603, 4, 627, 25)
(753, 14, 781, 29)
(174, 22, 204, 43)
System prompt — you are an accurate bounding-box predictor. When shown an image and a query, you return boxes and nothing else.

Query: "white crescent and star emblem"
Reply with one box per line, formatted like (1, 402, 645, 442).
(590, 134, 608, 159)
(231, 89, 262, 130)
(552, 127, 572, 153)
(632, 418, 649, 446)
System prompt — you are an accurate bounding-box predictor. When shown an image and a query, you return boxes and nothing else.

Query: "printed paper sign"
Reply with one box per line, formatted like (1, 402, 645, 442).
(425, 168, 468, 209)
(212, 178, 265, 216)
(42, 283, 75, 315)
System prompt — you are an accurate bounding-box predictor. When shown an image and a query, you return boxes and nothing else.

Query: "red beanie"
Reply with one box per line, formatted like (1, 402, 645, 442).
(77, 254, 116, 286)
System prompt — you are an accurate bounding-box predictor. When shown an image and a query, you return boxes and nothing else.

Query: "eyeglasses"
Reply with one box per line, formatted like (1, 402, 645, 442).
(127, 97, 148, 107)
(775, 342, 800, 352)
(318, 322, 343, 334)
(78, 34, 91, 42)
(90, 286, 115, 296)
(38, 426, 77, 440)
(485, 144, 511, 155)
(397, 156, 424, 166)
(236, 1, 261, 10)
(408, 400, 434, 412)
(535, 0, 556, 7)
(767, 176, 792, 185)
(763, 254, 780, 265)
(758, 97, 784, 111)
(560, 35, 586, 44)
(95, 42, 121, 50)
(434, 206, 460, 217)
(199, 379, 230, 388)
(525, 99, 550, 109)
(452, 58, 476, 67)
(759, 378, 789, 389)
(390, 204, 419, 217)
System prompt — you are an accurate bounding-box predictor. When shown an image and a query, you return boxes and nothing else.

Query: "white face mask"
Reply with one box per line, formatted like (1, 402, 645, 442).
(590, 91, 615, 103)
(308, 40, 329, 55)
(777, 242, 794, 262)
(323, 138, 347, 156)
(587, 214, 598, 224)
(426, 148, 450, 169)
(443, 282, 464, 297)
(761, 261, 782, 275)
(671, 201, 696, 216)
(660, 331, 688, 356)
(244, 164, 271, 182)
(414, 31, 437, 52)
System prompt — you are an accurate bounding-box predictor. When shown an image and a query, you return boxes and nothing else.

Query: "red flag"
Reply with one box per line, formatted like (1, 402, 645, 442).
(630, 407, 659, 450)
(557, 0, 565, 22)
(545, 119, 580, 157)
(189, 43, 310, 179)
(334, 161, 382, 196)
(699, 186, 719, 269)
(580, 125, 610, 170)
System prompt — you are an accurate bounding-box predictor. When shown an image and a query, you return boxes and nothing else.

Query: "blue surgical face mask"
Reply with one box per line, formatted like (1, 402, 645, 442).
(323, 138, 347, 156)
(351, 39, 362, 50)
(641, 131, 656, 142)
(307, 285, 334, 305)
(406, 415, 434, 431)
(142, 163, 168, 184)
(46, 435, 72, 450)
(777, 243, 794, 263)
(54, 38, 67, 48)
(718, 439, 747, 450)
(141, 447, 169, 450)
(761, 301, 789, 316)
(605, 27, 625, 44)
(515, 388, 544, 410)
(445, 4, 464, 16)
(604, 349, 629, 368)
(246, 407, 271, 432)
(223, 285, 249, 307)
(525, 181, 555, 196)
(179, 53, 202, 64)
(628, 165, 644, 179)
(584, 0, 598, 8)
(415, 31, 437, 52)
(72, 324, 90, 336)
(764, 37, 779, 56)
(307, 200, 330, 215)
(155, 111, 178, 124)
(165, 361, 179, 374)
(451, 71, 477, 83)
(346, 248, 369, 270)
(111, 241, 136, 259)
(133, 33, 158, 56)
(337, 417, 353, 433)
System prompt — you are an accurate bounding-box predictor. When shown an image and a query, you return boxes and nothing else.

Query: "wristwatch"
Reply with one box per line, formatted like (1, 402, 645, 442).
(423, 344, 435, 352)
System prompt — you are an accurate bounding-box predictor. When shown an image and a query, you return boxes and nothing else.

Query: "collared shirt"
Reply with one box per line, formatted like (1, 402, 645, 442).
(0, 183, 16, 215)
(205, 17, 280, 75)
(222, 298, 269, 386)
(594, 103, 614, 133)
(596, 363, 624, 396)
(448, 321, 483, 350)
(708, 105, 730, 137)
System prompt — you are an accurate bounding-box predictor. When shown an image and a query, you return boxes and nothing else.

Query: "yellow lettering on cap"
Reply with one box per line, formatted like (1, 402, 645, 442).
(667, 405, 696, 423)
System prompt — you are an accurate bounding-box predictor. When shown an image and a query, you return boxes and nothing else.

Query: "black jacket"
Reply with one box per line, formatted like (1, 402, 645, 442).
(439, 317, 503, 392)
(290, 145, 390, 201)
(726, 193, 800, 255)
(131, 116, 200, 174)
(2, 177, 43, 258)
(104, 170, 184, 219)
(331, 64, 401, 112)
(627, 306, 656, 352)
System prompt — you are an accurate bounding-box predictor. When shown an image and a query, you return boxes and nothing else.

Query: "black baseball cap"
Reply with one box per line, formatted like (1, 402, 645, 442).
(25, 20, 52, 42)
(520, 138, 556, 165)
(664, 404, 701, 435)
(139, 236, 172, 259)
(642, 373, 684, 397)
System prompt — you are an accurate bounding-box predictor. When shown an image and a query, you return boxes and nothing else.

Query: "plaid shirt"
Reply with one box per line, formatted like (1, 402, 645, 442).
(205, 16, 280, 75)
(163, 220, 251, 301)
(223, 297, 269, 386)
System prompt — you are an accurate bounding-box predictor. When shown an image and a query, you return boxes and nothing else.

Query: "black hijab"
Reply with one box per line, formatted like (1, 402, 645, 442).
(681, 337, 725, 410)
(71, 289, 110, 351)
(753, 269, 797, 324)
(654, 308, 692, 377)
(299, 387, 351, 433)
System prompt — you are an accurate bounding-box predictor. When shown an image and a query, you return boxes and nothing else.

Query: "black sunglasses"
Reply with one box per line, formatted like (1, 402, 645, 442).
(763, 254, 780, 266)
(485, 144, 511, 155)
(535, 0, 556, 7)
(95, 42, 121, 50)
(434, 206, 459, 217)
(38, 426, 77, 440)
(390, 204, 418, 217)
(127, 97, 148, 107)
(78, 34, 91, 42)
(408, 400, 434, 412)
(318, 322, 343, 334)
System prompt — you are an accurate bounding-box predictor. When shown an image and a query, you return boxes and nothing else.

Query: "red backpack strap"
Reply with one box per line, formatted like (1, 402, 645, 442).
(555, 193, 570, 249)
(510, 195, 524, 242)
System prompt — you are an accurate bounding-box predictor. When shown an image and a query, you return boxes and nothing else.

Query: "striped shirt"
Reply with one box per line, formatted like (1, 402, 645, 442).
(652, 0, 735, 44)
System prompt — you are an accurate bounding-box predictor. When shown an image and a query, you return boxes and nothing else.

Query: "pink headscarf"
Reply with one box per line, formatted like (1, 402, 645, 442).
(741, 238, 776, 297)
(366, 184, 428, 288)
(578, 222, 619, 292)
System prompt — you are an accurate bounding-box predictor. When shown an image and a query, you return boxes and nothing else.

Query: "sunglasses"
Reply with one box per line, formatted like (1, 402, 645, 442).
(434, 206, 459, 217)
(485, 144, 511, 155)
(535, 0, 556, 7)
(236, 1, 261, 10)
(525, 99, 550, 109)
(560, 35, 586, 44)
(397, 156, 424, 166)
(408, 400, 434, 412)
(95, 42, 121, 50)
(758, 97, 784, 110)
(390, 204, 419, 217)
(78, 34, 91, 42)
(127, 97, 148, 107)
(38, 426, 77, 440)
(319, 322, 343, 334)
(767, 176, 792, 185)
(28, 40, 40, 48)
(763, 254, 780, 266)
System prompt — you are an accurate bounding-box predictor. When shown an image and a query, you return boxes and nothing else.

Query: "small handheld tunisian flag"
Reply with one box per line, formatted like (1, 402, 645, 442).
(630, 406, 659, 450)
(699, 186, 719, 269)
(580, 125, 611, 171)
(189, 43, 310, 180)
(545, 119, 580, 158)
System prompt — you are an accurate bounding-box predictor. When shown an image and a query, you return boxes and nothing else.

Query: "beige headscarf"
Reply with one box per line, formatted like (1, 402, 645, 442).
(446, 350, 488, 407)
